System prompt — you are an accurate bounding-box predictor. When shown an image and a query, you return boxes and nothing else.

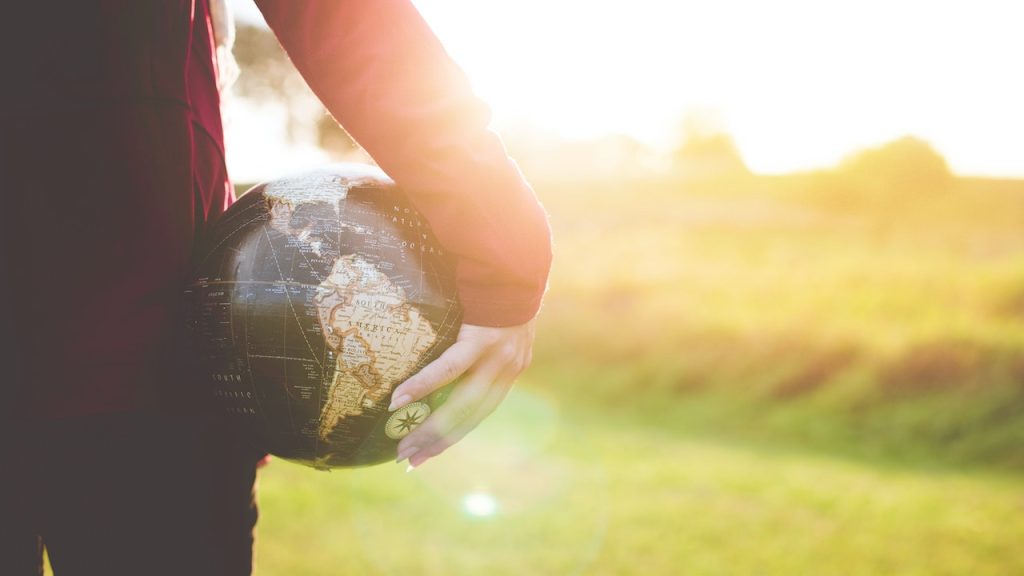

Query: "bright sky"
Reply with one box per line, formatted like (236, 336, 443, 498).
(231, 0, 1024, 177)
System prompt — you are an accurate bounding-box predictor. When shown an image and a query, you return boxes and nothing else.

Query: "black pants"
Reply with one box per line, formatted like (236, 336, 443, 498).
(0, 412, 262, 576)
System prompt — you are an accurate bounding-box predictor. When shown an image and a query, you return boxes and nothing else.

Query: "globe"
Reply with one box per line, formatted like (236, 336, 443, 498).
(184, 164, 462, 469)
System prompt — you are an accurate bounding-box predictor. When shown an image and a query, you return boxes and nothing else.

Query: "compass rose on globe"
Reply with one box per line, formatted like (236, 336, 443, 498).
(385, 401, 431, 440)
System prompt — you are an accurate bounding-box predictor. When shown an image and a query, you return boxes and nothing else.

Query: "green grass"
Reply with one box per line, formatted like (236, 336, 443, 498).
(531, 173, 1024, 469)
(253, 387, 1024, 575)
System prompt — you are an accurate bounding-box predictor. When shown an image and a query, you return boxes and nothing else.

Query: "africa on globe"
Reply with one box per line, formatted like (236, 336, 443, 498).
(184, 164, 462, 469)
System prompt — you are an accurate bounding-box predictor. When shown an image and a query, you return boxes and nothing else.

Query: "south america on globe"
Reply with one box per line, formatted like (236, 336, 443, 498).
(184, 164, 462, 469)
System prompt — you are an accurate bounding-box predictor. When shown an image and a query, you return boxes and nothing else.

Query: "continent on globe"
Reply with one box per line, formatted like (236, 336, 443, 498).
(184, 164, 462, 469)
(314, 254, 437, 439)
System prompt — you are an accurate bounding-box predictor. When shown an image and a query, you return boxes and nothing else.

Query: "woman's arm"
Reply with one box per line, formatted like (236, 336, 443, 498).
(254, 0, 553, 327)
(254, 0, 553, 466)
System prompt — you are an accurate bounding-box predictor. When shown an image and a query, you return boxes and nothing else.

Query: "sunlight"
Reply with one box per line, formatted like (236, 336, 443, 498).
(229, 0, 1023, 177)
(413, 0, 1024, 176)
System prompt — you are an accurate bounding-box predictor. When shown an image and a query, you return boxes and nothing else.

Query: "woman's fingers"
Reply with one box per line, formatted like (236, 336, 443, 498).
(388, 337, 487, 412)
(395, 359, 503, 463)
(405, 368, 516, 468)
(389, 320, 537, 468)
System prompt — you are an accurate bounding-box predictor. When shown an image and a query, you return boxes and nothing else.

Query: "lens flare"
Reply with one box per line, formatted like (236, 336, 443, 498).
(345, 386, 608, 575)
(462, 491, 499, 518)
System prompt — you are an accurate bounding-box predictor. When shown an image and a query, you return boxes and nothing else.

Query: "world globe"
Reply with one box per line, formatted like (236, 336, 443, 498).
(184, 164, 462, 469)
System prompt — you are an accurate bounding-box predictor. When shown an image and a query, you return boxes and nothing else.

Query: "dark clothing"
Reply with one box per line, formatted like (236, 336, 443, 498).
(0, 412, 262, 576)
(0, 0, 232, 419)
(0, 60, 256, 574)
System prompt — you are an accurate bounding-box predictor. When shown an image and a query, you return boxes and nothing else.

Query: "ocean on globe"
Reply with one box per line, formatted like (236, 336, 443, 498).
(184, 164, 462, 469)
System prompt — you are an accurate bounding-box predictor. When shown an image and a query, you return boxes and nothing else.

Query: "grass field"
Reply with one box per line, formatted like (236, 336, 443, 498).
(253, 389, 1024, 575)
(246, 171, 1024, 575)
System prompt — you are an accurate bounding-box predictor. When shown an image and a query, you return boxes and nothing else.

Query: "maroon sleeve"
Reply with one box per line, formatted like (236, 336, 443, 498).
(254, 0, 552, 326)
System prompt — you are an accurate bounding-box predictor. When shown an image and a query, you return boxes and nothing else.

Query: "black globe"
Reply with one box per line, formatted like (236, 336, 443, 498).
(184, 164, 462, 469)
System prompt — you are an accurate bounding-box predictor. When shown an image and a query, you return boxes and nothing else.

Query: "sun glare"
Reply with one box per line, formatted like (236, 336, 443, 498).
(413, 0, 1024, 176)
(228, 0, 1023, 178)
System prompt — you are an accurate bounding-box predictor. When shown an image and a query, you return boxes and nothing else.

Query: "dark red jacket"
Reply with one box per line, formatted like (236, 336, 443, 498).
(0, 0, 552, 419)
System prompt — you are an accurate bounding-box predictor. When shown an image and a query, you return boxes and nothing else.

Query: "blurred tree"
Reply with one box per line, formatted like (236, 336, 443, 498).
(233, 23, 358, 154)
(837, 135, 953, 194)
(673, 112, 749, 178)
(800, 136, 955, 210)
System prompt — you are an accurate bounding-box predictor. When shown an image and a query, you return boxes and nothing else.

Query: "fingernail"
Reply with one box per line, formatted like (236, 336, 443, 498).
(396, 445, 419, 464)
(389, 394, 412, 412)
(406, 463, 417, 473)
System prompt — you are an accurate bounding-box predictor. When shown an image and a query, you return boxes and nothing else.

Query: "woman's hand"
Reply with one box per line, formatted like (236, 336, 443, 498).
(389, 320, 536, 469)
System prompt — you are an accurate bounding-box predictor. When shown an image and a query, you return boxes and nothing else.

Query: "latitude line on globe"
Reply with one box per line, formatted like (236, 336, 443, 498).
(238, 273, 271, 427)
(262, 224, 303, 435)
(200, 280, 321, 287)
(285, 212, 339, 456)
(248, 354, 317, 362)
(260, 224, 324, 372)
